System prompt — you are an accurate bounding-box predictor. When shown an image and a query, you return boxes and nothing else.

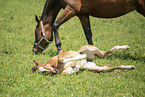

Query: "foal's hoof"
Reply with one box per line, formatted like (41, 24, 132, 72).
(124, 45, 130, 50)
(58, 49, 64, 54)
(120, 65, 135, 69)
(128, 65, 135, 69)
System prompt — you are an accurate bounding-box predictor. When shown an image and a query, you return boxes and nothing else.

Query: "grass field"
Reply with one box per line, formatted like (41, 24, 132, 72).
(0, 0, 145, 96)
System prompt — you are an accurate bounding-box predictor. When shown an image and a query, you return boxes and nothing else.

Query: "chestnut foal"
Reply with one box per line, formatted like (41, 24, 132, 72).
(32, 45, 135, 74)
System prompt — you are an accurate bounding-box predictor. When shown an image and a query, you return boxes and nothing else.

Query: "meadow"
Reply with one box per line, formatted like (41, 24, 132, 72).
(0, 0, 145, 96)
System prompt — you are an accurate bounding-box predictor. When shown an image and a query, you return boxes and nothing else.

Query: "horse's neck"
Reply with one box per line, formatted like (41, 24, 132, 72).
(41, 0, 62, 26)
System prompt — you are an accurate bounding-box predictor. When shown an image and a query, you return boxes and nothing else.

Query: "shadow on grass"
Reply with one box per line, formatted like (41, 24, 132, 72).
(106, 52, 145, 63)
(40, 49, 58, 57)
(36, 69, 86, 76)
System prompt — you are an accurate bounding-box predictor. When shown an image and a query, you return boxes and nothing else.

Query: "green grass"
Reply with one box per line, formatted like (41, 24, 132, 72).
(0, 0, 145, 96)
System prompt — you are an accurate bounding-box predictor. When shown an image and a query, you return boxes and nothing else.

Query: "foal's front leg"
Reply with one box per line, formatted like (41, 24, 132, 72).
(53, 25, 63, 54)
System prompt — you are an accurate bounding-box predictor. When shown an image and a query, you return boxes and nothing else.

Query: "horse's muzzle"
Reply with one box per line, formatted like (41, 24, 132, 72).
(33, 48, 37, 52)
(32, 48, 42, 54)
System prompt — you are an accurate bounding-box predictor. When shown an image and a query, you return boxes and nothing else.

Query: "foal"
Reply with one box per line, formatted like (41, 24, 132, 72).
(32, 45, 135, 74)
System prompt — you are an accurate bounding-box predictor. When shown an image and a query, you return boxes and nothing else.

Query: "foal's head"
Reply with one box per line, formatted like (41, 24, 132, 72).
(33, 15, 53, 53)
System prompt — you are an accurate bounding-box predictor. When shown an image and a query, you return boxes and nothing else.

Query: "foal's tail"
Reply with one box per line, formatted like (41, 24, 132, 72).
(32, 60, 41, 72)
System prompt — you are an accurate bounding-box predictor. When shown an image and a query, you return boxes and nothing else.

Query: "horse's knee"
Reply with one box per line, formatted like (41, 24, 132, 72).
(53, 23, 59, 31)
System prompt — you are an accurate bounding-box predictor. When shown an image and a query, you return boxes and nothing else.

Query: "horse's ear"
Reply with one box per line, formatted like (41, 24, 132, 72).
(35, 15, 40, 23)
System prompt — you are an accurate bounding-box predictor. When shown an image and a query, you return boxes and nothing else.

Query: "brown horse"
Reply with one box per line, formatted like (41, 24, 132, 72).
(33, 0, 145, 53)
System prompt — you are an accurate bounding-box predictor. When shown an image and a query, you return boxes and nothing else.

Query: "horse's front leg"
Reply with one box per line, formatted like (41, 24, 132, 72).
(78, 15, 93, 45)
(53, 24, 63, 54)
(53, 5, 76, 53)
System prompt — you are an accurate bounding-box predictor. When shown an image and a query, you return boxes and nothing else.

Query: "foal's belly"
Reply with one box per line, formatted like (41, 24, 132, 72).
(80, 0, 135, 18)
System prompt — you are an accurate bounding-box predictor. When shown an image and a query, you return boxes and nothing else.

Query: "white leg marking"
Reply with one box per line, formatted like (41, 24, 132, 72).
(39, 67, 50, 72)
(63, 54, 87, 63)
(110, 45, 130, 52)
(120, 65, 135, 69)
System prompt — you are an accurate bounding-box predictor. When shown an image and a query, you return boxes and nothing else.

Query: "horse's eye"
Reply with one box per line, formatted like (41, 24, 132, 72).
(35, 31, 38, 38)
(35, 30, 37, 34)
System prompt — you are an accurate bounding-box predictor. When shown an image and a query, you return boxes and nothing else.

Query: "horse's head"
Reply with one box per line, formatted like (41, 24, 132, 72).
(33, 15, 53, 53)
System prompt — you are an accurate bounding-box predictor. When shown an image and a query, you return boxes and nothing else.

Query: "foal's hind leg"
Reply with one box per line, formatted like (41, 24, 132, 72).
(84, 62, 135, 72)
(53, 5, 76, 53)
(94, 45, 130, 58)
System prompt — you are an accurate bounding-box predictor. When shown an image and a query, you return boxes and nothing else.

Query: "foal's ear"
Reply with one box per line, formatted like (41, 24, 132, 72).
(35, 15, 40, 23)
(33, 60, 41, 66)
